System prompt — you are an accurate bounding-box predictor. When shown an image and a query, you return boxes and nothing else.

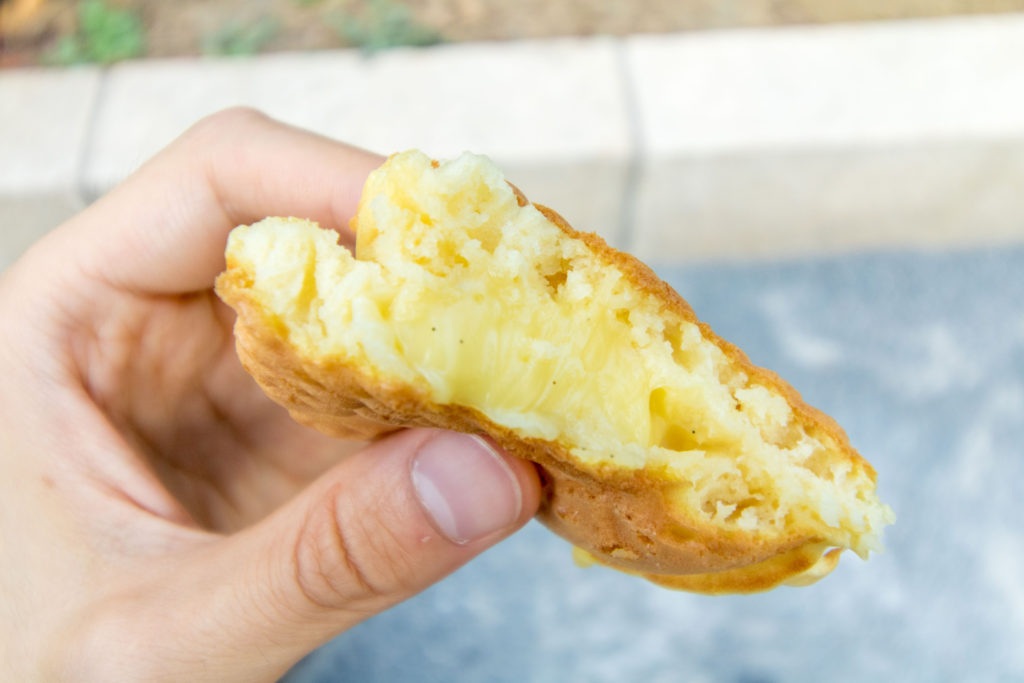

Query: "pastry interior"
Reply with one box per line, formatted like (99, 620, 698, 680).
(223, 150, 894, 579)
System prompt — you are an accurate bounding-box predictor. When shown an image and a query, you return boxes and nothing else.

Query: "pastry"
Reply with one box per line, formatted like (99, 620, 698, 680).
(215, 150, 894, 594)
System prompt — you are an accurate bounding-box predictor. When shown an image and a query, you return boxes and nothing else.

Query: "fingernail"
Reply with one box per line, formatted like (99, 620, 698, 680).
(411, 432, 523, 545)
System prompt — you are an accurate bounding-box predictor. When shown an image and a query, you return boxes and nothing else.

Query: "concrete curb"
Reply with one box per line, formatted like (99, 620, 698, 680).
(625, 16, 1024, 261)
(3, 14, 1024, 270)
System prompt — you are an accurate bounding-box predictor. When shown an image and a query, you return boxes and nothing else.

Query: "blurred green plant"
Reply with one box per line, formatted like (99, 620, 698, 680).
(333, 0, 442, 54)
(202, 17, 280, 56)
(291, 0, 328, 7)
(45, 0, 145, 65)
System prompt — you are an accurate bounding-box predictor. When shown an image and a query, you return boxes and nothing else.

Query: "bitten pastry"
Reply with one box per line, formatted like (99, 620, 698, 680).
(215, 150, 894, 594)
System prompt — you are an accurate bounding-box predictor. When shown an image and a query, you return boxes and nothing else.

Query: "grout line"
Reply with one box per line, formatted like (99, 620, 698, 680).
(613, 38, 644, 254)
(75, 67, 109, 206)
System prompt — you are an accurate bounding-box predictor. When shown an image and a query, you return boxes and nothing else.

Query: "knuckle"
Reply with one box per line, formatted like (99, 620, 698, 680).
(203, 105, 270, 130)
(182, 106, 270, 147)
(292, 490, 414, 612)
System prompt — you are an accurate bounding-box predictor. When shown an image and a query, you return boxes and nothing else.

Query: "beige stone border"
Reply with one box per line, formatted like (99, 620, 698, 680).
(3, 15, 1024, 270)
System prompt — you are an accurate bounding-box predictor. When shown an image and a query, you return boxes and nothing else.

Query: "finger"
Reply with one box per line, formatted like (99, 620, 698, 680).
(58, 107, 385, 295)
(178, 429, 540, 681)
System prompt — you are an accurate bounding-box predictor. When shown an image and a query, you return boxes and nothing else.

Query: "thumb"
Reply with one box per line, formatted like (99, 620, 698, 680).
(196, 428, 540, 681)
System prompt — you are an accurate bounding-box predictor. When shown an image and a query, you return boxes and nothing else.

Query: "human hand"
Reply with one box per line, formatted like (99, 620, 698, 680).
(0, 109, 541, 681)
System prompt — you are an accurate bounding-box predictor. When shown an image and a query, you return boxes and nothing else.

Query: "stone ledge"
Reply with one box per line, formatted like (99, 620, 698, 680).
(0, 66, 100, 270)
(625, 14, 1024, 262)
(5, 15, 1024, 271)
(82, 39, 631, 243)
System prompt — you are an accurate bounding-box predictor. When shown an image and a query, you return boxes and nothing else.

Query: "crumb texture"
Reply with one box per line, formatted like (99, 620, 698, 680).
(219, 150, 894, 592)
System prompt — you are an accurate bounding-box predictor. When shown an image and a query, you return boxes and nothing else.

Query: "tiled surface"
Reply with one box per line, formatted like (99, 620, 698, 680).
(0, 66, 99, 263)
(632, 139, 1024, 262)
(285, 245, 1024, 683)
(0, 194, 82, 271)
(625, 14, 1024, 261)
(626, 15, 1024, 153)
(6, 16, 1024, 269)
(497, 158, 631, 248)
(83, 38, 630, 199)
(0, 66, 101, 192)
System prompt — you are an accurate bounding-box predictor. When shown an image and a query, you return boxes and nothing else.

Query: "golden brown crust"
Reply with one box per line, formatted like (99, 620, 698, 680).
(220, 270, 821, 583)
(533, 203, 875, 483)
(215, 184, 872, 595)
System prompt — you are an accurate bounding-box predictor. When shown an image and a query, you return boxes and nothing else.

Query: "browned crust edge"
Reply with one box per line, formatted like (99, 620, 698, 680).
(529, 199, 875, 484)
(213, 178, 873, 595)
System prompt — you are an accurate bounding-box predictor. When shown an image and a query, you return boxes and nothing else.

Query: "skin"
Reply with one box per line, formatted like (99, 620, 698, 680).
(0, 108, 541, 681)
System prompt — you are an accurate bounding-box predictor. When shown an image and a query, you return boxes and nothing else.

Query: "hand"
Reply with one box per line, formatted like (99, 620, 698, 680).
(0, 108, 541, 682)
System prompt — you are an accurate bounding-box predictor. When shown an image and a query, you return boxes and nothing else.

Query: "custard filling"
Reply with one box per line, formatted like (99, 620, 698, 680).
(225, 150, 893, 558)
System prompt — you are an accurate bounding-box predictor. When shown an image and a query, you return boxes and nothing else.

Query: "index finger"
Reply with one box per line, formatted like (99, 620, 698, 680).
(61, 108, 385, 295)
